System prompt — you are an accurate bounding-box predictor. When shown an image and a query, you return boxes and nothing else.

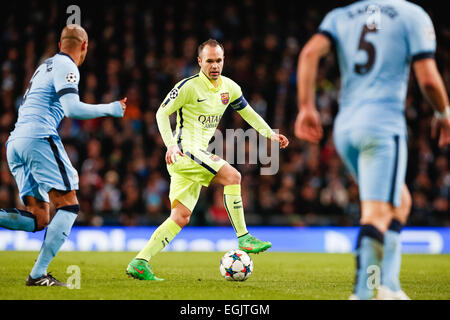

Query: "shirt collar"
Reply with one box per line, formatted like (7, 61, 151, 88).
(199, 71, 222, 92)
(57, 52, 76, 64)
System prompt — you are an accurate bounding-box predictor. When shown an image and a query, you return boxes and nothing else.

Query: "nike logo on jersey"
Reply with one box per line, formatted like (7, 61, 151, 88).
(197, 98, 207, 102)
(233, 200, 242, 204)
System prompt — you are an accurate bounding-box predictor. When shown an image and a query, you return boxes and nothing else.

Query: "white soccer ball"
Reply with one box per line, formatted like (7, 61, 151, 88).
(219, 249, 253, 281)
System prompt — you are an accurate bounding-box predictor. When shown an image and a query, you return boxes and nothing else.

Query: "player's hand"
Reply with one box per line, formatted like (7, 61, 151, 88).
(165, 145, 184, 165)
(119, 97, 127, 113)
(270, 133, 289, 149)
(431, 116, 450, 147)
(294, 108, 323, 144)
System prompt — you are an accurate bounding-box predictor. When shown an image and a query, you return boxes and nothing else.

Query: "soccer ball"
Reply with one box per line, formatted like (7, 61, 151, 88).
(219, 249, 253, 281)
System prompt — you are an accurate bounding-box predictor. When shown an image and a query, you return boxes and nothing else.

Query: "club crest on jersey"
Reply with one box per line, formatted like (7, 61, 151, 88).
(221, 92, 229, 105)
(65, 72, 77, 83)
(210, 154, 221, 162)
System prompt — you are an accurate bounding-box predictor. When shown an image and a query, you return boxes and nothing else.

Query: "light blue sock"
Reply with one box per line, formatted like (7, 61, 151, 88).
(0, 208, 36, 232)
(354, 225, 384, 300)
(381, 219, 403, 292)
(29, 205, 78, 279)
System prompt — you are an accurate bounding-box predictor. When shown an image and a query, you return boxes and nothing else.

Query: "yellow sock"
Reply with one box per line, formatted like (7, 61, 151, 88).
(223, 184, 248, 237)
(135, 217, 181, 261)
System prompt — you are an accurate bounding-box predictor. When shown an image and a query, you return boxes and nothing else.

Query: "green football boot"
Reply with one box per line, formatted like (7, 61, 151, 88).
(126, 258, 164, 281)
(238, 234, 272, 253)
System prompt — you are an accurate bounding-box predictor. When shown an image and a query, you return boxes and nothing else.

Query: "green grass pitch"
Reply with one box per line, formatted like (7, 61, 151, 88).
(0, 251, 449, 300)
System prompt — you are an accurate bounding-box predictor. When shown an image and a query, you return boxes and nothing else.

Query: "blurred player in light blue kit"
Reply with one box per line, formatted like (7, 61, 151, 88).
(0, 24, 127, 286)
(295, 0, 450, 299)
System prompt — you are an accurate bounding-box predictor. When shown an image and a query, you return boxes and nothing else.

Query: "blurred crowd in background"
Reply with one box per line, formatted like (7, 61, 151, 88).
(1, 0, 449, 227)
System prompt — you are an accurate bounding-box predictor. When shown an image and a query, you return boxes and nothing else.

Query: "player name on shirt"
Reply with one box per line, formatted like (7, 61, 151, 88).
(346, 4, 398, 19)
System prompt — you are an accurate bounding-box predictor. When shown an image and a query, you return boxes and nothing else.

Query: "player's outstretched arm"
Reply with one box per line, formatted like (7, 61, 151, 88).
(413, 58, 450, 147)
(295, 33, 331, 144)
(54, 54, 126, 119)
(60, 93, 126, 119)
(236, 104, 289, 149)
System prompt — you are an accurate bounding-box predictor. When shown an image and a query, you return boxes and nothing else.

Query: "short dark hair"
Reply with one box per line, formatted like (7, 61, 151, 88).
(197, 39, 224, 57)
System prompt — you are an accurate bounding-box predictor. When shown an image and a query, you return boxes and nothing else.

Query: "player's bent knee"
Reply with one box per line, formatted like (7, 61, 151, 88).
(171, 212, 191, 228)
(232, 170, 241, 185)
(394, 187, 412, 224)
(34, 210, 50, 231)
(25, 200, 50, 231)
(214, 164, 241, 186)
(360, 201, 394, 233)
(49, 189, 79, 208)
(225, 168, 241, 185)
(402, 187, 412, 213)
(182, 214, 191, 226)
(35, 219, 49, 231)
(170, 201, 192, 228)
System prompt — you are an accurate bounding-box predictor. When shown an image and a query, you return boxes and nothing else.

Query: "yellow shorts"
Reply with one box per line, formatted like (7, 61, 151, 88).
(167, 148, 227, 212)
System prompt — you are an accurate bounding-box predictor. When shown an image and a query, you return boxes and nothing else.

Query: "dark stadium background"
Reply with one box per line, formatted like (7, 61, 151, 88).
(0, 0, 448, 228)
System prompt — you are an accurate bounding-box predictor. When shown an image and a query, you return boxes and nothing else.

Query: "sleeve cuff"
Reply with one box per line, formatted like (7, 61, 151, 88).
(412, 51, 435, 62)
(112, 101, 124, 117)
(266, 129, 276, 139)
(317, 30, 335, 46)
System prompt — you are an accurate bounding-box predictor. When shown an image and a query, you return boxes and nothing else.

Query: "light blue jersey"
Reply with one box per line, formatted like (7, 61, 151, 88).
(321, 0, 436, 208)
(9, 53, 80, 140)
(318, 0, 436, 135)
(6, 52, 123, 202)
(317, 1, 436, 299)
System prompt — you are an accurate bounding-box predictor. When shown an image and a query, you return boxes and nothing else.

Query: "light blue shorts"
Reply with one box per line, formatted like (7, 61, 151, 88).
(6, 136, 79, 203)
(333, 129, 407, 207)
